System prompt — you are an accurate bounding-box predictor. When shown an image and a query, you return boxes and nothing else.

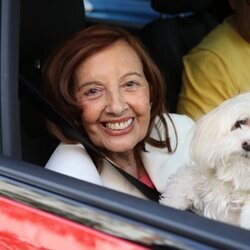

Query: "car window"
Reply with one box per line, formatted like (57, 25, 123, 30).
(85, 0, 160, 28)
(1, 1, 250, 249)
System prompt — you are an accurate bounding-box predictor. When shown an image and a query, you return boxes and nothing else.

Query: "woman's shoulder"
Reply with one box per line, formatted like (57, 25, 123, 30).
(45, 142, 102, 185)
(46, 143, 89, 164)
(152, 113, 194, 139)
(166, 113, 194, 128)
(148, 112, 194, 154)
(167, 113, 194, 146)
(143, 113, 194, 192)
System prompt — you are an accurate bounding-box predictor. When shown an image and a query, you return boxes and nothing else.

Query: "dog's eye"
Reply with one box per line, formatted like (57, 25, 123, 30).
(232, 119, 247, 130)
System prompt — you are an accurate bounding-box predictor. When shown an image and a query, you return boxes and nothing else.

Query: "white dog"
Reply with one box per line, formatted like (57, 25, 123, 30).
(160, 93, 250, 229)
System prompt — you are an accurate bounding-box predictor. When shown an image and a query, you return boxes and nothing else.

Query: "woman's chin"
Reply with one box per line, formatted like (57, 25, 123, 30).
(103, 142, 136, 154)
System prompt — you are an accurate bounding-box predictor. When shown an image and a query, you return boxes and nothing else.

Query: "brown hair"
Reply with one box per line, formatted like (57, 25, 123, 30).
(43, 24, 176, 161)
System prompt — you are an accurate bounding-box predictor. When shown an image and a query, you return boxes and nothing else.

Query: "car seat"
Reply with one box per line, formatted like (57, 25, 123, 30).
(140, 0, 218, 112)
(19, 0, 86, 166)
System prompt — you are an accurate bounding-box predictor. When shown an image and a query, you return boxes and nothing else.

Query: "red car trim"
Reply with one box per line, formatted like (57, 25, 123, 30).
(0, 196, 149, 250)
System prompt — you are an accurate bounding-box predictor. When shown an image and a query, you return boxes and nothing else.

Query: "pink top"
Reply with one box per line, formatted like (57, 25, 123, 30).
(139, 173, 155, 189)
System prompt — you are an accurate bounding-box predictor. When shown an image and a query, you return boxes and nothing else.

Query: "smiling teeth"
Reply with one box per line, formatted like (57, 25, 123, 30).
(105, 118, 133, 130)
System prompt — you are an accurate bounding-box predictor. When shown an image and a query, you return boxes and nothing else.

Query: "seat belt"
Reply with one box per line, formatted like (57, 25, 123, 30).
(19, 74, 160, 202)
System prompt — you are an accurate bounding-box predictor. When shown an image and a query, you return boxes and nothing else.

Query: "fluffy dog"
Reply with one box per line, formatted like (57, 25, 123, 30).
(160, 93, 250, 229)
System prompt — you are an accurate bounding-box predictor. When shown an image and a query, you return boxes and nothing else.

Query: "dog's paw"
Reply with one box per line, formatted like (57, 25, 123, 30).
(240, 205, 250, 230)
(159, 193, 189, 210)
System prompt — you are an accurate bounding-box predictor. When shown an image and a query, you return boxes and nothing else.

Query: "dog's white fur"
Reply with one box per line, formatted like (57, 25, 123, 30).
(160, 93, 250, 229)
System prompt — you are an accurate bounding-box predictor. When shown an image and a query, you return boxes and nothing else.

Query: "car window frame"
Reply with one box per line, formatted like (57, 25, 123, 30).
(1, 1, 250, 249)
(0, 0, 21, 159)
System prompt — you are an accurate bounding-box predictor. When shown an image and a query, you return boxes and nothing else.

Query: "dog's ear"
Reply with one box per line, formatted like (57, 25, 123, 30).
(190, 93, 250, 170)
(190, 113, 218, 169)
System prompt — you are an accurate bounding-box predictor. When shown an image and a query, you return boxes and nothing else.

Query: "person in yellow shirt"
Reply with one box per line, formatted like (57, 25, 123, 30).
(177, 0, 250, 120)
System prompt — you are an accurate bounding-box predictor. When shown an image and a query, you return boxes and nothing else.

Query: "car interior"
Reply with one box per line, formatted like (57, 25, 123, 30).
(2, 0, 250, 249)
(140, 0, 219, 112)
(19, 0, 86, 166)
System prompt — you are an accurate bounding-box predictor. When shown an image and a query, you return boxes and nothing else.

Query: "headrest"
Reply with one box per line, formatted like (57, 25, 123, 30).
(20, 0, 85, 67)
(151, 0, 214, 14)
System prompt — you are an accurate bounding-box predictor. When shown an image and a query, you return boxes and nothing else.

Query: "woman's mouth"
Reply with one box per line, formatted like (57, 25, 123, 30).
(102, 118, 134, 131)
(104, 118, 133, 130)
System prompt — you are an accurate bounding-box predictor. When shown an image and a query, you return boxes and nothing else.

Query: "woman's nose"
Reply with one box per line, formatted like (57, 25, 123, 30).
(105, 91, 128, 115)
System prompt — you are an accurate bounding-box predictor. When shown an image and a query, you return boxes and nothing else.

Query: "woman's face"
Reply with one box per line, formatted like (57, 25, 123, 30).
(75, 41, 151, 154)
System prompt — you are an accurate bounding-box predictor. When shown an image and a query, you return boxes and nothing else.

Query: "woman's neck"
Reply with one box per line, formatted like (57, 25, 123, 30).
(105, 150, 145, 178)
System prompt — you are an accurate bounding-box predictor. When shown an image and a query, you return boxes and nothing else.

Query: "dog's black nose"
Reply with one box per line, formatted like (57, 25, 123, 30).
(242, 140, 250, 151)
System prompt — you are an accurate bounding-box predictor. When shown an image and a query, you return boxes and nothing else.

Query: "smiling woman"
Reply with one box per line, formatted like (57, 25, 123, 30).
(43, 24, 194, 200)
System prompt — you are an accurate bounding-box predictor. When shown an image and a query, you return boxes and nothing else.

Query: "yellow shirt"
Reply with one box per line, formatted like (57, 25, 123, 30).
(177, 18, 250, 120)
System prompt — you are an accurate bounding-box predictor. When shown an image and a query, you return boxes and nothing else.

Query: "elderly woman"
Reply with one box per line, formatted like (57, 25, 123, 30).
(44, 25, 194, 200)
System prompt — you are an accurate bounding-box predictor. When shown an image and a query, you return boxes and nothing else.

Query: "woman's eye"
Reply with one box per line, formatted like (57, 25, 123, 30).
(78, 87, 103, 100)
(85, 88, 100, 96)
(125, 81, 138, 88)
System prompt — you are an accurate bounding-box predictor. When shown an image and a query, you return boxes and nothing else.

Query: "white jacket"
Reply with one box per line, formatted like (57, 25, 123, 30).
(45, 114, 194, 199)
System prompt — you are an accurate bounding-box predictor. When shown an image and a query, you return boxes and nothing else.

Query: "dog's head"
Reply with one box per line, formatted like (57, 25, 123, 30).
(190, 93, 250, 190)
